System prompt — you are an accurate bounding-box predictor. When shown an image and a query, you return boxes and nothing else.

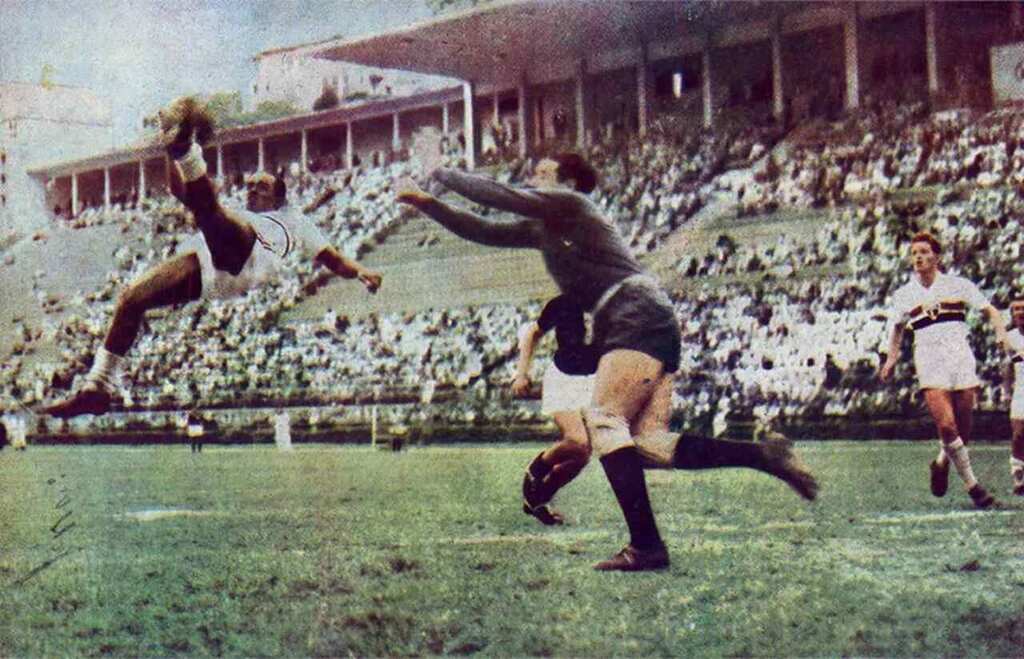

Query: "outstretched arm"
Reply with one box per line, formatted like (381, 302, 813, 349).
(396, 178, 540, 249)
(310, 246, 381, 294)
(432, 168, 578, 220)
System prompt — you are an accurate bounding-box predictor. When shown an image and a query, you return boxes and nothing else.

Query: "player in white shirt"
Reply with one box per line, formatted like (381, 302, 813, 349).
(880, 232, 1011, 508)
(42, 98, 382, 419)
(1001, 298, 1024, 495)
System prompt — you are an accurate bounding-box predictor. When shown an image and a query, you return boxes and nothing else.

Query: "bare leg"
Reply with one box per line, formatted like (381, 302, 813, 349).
(630, 377, 818, 500)
(923, 388, 992, 507)
(42, 254, 201, 419)
(1011, 419, 1024, 494)
(104, 253, 202, 355)
(586, 349, 668, 570)
(522, 411, 590, 526)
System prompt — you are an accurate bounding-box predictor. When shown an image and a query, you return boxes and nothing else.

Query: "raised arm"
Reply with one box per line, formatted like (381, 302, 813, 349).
(432, 168, 578, 220)
(396, 180, 540, 249)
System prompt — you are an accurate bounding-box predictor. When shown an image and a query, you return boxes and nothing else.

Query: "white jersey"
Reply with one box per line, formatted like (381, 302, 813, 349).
(182, 207, 330, 301)
(888, 272, 989, 357)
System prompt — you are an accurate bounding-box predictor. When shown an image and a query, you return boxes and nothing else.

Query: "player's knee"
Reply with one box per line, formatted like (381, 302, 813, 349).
(936, 422, 959, 444)
(115, 287, 146, 318)
(582, 408, 633, 458)
(561, 435, 591, 463)
(634, 430, 679, 469)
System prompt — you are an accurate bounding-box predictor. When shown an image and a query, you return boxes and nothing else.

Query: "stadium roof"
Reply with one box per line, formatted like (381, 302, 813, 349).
(268, 0, 722, 84)
(264, 1, 923, 88)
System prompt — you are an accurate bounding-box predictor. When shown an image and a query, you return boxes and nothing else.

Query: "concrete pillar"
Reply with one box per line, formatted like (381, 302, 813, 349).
(345, 122, 354, 170)
(637, 46, 651, 138)
(925, 3, 939, 96)
(771, 29, 785, 121)
(442, 103, 450, 134)
(103, 167, 110, 210)
(71, 172, 78, 216)
(843, 4, 860, 110)
(493, 91, 501, 126)
(534, 96, 544, 146)
(257, 138, 265, 172)
(463, 80, 477, 170)
(300, 129, 308, 172)
(702, 48, 714, 129)
(216, 144, 224, 182)
(517, 77, 532, 159)
(138, 161, 146, 200)
(392, 112, 401, 153)
(574, 60, 588, 149)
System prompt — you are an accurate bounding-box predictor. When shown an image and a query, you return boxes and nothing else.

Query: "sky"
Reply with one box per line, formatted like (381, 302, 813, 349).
(0, 0, 434, 146)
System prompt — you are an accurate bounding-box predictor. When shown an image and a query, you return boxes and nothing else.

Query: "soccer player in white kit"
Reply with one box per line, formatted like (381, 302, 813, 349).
(1001, 298, 1024, 495)
(42, 98, 382, 419)
(880, 232, 1010, 508)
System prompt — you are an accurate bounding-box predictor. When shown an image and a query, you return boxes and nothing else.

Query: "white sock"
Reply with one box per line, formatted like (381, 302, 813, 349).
(935, 443, 948, 467)
(176, 142, 207, 182)
(944, 438, 977, 489)
(1011, 457, 1024, 486)
(85, 347, 124, 391)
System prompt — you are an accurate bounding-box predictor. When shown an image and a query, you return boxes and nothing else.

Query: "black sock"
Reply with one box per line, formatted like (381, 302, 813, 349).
(600, 447, 663, 551)
(673, 434, 764, 471)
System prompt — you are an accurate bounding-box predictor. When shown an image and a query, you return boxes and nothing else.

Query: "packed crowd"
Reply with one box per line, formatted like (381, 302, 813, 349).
(6, 101, 1024, 437)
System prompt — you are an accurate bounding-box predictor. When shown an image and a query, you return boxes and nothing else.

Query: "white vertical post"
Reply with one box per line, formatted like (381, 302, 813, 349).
(702, 48, 714, 129)
(771, 30, 785, 121)
(300, 129, 308, 172)
(392, 112, 401, 153)
(257, 138, 265, 172)
(574, 60, 587, 149)
(345, 122, 354, 170)
(463, 81, 477, 170)
(138, 161, 146, 200)
(925, 3, 939, 96)
(103, 167, 110, 210)
(517, 77, 531, 159)
(843, 4, 860, 110)
(71, 172, 78, 216)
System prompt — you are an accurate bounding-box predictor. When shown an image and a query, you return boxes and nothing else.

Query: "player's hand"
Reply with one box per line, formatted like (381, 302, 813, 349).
(394, 176, 433, 206)
(359, 270, 382, 294)
(511, 374, 531, 398)
(156, 97, 215, 159)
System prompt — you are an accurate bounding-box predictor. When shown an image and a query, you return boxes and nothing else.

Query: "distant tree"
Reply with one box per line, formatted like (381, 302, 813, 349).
(203, 91, 244, 125)
(313, 85, 340, 112)
(221, 100, 301, 128)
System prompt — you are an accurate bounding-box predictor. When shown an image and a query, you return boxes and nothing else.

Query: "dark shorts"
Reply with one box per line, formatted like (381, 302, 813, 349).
(592, 277, 682, 373)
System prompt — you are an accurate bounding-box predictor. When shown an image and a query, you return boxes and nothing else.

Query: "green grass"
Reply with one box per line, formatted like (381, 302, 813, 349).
(2, 441, 1023, 657)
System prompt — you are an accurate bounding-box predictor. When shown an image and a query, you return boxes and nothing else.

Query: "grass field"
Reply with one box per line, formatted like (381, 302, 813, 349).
(2, 441, 1023, 657)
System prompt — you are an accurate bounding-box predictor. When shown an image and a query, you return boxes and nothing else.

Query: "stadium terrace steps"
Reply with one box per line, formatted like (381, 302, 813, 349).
(0, 224, 128, 362)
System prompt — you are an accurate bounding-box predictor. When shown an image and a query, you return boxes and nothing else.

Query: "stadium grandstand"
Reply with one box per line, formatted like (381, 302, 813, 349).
(3, 0, 1024, 446)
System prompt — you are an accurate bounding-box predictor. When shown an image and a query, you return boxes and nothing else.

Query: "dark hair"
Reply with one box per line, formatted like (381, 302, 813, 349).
(553, 152, 598, 194)
(910, 231, 941, 255)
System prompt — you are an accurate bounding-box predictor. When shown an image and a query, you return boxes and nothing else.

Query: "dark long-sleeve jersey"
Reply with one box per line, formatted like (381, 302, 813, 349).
(427, 168, 644, 310)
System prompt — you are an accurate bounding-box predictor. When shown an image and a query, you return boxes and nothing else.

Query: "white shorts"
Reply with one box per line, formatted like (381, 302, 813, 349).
(1011, 391, 1024, 421)
(182, 234, 281, 301)
(540, 362, 595, 416)
(913, 344, 980, 391)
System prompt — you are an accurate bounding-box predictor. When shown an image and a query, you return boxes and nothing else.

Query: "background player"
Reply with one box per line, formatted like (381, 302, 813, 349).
(514, 294, 597, 526)
(880, 231, 1009, 508)
(43, 98, 382, 419)
(1002, 297, 1024, 495)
